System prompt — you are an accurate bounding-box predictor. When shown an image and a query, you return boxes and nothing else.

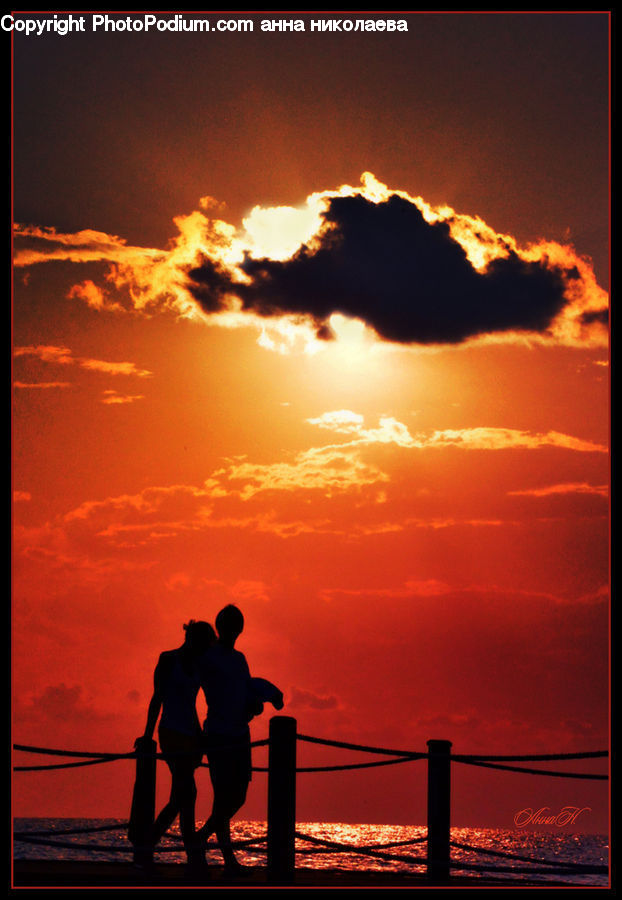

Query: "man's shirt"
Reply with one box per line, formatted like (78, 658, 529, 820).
(199, 643, 252, 737)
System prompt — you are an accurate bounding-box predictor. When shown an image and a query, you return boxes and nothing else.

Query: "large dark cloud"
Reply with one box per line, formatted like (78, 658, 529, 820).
(186, 193, 574, 345)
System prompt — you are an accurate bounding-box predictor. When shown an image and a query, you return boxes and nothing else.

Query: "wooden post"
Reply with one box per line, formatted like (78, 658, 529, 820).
(128, 737, 157, 866)
(426, 739, 452, 881)
(267, 715, 297, 880)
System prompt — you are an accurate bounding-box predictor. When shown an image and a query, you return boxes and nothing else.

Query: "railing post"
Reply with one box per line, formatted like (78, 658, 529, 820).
(426, 739, 452, 881)
(128, 737, 157, 866)
(267, 715, 297, 881)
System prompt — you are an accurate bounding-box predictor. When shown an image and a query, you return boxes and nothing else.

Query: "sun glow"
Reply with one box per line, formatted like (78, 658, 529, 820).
(298, 313, 409, 401)
(241, 200, 325, 261)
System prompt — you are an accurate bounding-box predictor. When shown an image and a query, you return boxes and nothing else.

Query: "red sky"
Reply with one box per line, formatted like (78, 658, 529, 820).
(12, 12, 609, 833)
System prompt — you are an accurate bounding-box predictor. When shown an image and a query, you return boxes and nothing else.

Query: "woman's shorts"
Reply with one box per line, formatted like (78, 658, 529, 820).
(158, 725, 203, 770)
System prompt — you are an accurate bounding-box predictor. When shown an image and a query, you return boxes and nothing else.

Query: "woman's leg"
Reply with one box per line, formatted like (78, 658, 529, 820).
(151, 762, 180, 844)
(174, 765, 199, 851)
(155, 728, 204, 861)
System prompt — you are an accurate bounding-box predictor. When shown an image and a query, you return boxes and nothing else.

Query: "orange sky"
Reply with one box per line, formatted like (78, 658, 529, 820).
(12, 12, 609, 832)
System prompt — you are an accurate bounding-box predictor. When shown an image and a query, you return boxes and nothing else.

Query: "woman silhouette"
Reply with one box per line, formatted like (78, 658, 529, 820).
(136, 620, 215, 867)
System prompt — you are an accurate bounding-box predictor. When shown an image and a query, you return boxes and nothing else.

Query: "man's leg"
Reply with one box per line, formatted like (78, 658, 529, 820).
(201, 744, 249, 868)
(212, 781, 249, 868)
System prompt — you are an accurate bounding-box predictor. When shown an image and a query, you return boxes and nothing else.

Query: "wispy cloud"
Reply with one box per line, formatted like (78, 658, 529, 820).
(304, 411, 607, 454)
(14, 381, 72, 389)
(13, 406, 607, 566)
(14, 345, 153, 378)
(100, 390, 145, 405)
(319, 579, 606, 607)
(215, 445, 389, 499)
(307, 410, 416, 447)
(67, 279, 123, 312)
(421, 427, 606, 453)
(13, 225, 161, 269)
(508, 482, 608, 497)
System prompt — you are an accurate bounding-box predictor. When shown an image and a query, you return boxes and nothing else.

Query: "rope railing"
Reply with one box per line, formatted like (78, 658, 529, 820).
(295, 831, 428, 851)
(292, 831, 607, 876)
(449, 838, 608, 871)
(15, 822, 128, 836)
(13, 724, 609, 884)
(451, 758, 608, 779)
(295, 756, 415, 772)
(14, 740, 607, 775)
(14, 828, 606, 878)
(441, 859, 608, 876)
(296, 733, 427, 758)
(295, 735, 607, 777)
(13, 818, 269, 854)
(452, 750, 608, 762)
(14, 744, 135, 760)
(294, 831, 427, 865)
(13, 740, 271, 772)
(14, 833, 268, 854)
(14, 739, 269, 758)
(15, 758, 124, 772)
(19, 818, 602, 871)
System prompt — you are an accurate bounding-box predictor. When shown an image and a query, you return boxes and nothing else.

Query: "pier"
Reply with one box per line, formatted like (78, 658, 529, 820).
(13, 717, 609, 888)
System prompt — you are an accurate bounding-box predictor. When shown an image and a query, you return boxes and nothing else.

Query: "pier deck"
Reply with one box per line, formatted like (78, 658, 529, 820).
(12, 860, 583, 889)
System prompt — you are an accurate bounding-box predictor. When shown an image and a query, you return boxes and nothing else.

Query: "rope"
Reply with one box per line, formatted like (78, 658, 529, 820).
(14, 745, 133, 761)
(161, 834, 268, 849)
(15, 758, 123, 772)
(14, 822, 129, 836)
(452, 758, 608, 779)
(15, 832, 604, 877)
(445, 858, 608, 876)
(296, 734, 426, 759)
(13, 821, 268, 847)
(240, 758, 416, 773)
(14, 833, 268, 852)
(14, 739, 269, 756)
(449, 839, 608, 871)
(295, 735, 608, 766)
(294, 831, 427, 865)
(15, 759, 272, 773)
(14, 741, 607, 765)
(293, 832, 606, 875)
(15, 827, 605, 877)
(295, 831, 428, 850)
(296, 757, 415, 773)
(13, 739, 270, 771)
(13, 836, 135, 852)
(454, 751, 608, 762)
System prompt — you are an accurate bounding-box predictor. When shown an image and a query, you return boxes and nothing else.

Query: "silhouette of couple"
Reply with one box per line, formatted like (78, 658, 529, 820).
(136, 605, 283, 872)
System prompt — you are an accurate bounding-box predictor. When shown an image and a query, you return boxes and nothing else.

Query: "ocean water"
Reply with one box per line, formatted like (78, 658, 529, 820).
(13, 819, 609, 886)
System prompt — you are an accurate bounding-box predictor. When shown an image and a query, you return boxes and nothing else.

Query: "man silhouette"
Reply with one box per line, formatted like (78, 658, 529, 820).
(197, 604, 255, 872)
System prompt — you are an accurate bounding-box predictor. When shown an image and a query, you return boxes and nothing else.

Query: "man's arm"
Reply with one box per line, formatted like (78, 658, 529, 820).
(251, 677, 284, 710)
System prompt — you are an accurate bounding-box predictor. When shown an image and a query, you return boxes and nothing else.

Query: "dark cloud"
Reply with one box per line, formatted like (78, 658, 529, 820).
(289, 686, 340, 710)
(186, 193, 575, 345)
(16, 683, 112, 723)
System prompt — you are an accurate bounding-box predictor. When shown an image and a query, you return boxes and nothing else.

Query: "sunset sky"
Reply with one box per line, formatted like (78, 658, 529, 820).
(12, 12, 609, 832)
